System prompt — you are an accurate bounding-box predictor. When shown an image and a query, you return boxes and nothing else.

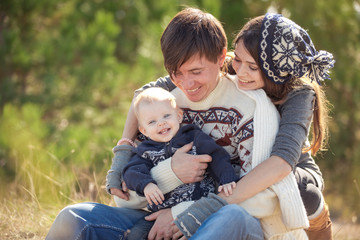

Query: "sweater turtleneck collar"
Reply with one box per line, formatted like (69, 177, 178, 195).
(183, 74, 228, 110)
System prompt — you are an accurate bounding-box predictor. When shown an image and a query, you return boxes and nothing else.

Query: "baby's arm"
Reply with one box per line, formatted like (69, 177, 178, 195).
(144, 182, 165, 205)
(123, 154, 156, 196)
(194, 129, 238, 189)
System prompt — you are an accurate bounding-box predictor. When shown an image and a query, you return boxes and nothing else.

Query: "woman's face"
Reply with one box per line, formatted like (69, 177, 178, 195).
(171, 52, 225, 102)
(232, 40, 265, 90)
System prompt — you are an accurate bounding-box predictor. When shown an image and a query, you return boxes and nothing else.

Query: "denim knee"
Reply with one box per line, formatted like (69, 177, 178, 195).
(191, 204, 263, 240)
(220, 204, 260, 224)
(46, 204, 86, 240)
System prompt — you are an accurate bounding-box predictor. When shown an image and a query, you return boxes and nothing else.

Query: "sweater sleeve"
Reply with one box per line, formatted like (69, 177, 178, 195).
(135, 75, 176, 94)
(150, 158, 183, 194)
(122, 154, 156, 196)
(105, 144, 134, 194)
(271, 86, 315, 169)
(195, 131, 238, 185)
(173, 193, 228, 239)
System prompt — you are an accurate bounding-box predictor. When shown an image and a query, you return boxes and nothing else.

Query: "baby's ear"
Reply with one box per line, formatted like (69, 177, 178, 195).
(177, 109, 183, 123)
(138, 125, 147, 137)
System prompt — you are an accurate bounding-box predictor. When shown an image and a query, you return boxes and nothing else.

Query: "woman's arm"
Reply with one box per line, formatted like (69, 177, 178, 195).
(106, 144, 134, 196)
(219, 155, 291, 204)
(121, 97, 139, 141)
(271, 87, 315, 168)
(220, 87, 314, 204)
(218, 87, 314, 204)
(170, 157, 291, 238)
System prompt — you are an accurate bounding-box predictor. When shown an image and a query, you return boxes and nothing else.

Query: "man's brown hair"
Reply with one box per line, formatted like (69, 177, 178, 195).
(161, 8, 227, 77)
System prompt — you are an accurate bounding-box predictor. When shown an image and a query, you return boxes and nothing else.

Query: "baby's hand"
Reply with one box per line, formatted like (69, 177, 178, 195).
(144, 183, 165, 205)
(218, 181, 236, 197)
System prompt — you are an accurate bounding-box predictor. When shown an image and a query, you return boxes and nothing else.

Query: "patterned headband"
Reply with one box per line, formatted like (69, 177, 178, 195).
(259, 13, 335, 84)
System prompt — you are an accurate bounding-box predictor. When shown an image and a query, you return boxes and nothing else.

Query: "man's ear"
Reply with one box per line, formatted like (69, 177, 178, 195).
(219, 47, 227, 67)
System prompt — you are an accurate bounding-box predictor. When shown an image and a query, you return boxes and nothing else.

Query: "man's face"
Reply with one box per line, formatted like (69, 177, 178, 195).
(171, 54, 224, 102)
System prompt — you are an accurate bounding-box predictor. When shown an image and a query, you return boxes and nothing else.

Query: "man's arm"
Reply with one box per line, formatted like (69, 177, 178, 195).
(150, 143, 212, 194)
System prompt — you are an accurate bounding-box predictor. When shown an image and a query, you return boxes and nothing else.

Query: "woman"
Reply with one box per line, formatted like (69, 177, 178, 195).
(175, 13, 334, 240)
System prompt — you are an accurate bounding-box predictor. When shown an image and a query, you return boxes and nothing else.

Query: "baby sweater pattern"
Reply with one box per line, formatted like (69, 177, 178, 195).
(123, 125, 237, 212)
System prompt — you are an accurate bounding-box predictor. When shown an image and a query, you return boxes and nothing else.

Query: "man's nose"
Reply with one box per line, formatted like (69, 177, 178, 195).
(180, 76, 195, 89)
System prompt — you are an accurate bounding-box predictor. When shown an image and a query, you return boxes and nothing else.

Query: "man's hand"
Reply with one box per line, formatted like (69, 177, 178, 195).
(171, 142, 212, 183)
(172, 224, 187, 240)
(110, 181, 130, 200)
(146, 209, 173, 240)
(144, 183, 165, 205)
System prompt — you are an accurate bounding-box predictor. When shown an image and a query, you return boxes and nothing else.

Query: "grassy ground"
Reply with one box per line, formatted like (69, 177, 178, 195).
(1, 197, 359, 240)
(333, 221, 360, 240)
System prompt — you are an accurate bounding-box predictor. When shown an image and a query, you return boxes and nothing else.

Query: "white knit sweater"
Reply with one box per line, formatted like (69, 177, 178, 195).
(238, 86, 309, 239)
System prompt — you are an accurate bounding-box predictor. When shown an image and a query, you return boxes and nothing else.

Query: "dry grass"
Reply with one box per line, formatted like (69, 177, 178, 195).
(333, 221, 360, 240)
(0, 198, 53, 239)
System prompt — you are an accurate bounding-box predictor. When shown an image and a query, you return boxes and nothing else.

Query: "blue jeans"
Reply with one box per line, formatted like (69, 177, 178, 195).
(46, 202, 149, 240)
(190, 204, 264, 240)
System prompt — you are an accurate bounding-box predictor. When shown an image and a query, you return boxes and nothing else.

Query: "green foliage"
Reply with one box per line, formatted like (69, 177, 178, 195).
(1, 0, 360, 221)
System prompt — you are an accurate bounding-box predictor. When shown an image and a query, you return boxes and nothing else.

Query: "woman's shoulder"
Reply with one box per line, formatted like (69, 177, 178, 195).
(287, 85, 315, 102)
(279, 84, 316, 110)
(289, 84, 315, 96)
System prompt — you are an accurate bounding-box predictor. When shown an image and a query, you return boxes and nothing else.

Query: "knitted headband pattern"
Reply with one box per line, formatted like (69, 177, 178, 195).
(259, 13, 335, 84)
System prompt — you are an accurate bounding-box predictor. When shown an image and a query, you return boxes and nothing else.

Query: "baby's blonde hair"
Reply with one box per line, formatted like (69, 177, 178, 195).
(133, 87, 178, 119)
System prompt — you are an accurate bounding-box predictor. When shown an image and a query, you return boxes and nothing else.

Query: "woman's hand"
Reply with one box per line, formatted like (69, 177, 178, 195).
(171, 142, 212, 183)
(146, 209, 174, 240)
(110, 181, 130, 201)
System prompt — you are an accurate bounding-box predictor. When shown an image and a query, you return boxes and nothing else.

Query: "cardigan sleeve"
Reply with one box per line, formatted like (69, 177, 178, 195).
(271, 86, 315, 169)
(105, 144, 134, 194)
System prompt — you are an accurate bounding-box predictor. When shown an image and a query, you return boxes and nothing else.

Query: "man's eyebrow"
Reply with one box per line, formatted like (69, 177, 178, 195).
(189, 67, 203, 71)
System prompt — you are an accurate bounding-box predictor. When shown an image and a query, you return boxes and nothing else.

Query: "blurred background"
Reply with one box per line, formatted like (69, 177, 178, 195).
(1, 0, 359, 238)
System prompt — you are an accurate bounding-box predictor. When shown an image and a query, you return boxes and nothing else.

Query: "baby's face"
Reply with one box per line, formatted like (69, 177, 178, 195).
(138, 100, 182, 142)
